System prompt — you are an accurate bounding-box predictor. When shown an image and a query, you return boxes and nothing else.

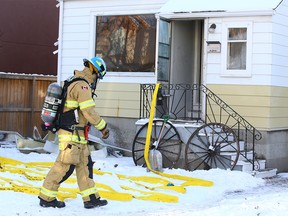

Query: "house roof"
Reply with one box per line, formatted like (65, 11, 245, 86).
(159, 0, 283, 17)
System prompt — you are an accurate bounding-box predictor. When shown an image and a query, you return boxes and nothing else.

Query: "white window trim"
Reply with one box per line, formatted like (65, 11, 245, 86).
(221, 22, 253, 77)
(89, 11, 157, 84)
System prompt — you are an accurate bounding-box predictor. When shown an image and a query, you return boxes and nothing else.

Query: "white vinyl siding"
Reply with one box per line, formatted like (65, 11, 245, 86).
(271, 1, 288, 86)
(205, 16, 274, 86)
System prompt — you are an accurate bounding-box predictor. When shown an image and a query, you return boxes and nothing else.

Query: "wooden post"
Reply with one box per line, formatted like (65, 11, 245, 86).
(30, 77, 36, 137)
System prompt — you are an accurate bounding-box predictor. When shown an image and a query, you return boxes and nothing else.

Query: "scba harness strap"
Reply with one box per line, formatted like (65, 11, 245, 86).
(42, 77, 90, 137)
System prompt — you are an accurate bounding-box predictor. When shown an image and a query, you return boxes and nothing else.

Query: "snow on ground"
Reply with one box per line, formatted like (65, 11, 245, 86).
(1, 147, 288, 216)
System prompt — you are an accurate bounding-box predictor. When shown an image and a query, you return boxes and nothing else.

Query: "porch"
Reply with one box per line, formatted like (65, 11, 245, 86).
(132, 83, 277, 176)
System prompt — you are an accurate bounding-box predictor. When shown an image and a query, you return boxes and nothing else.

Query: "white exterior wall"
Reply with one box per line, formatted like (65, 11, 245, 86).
(57, 0, 288, 120)
(58, 0, 167, 83)
(205, 0, 288, 88)
(271, 0, 288, 87)
(57, 0, 288, 171)
(58, 0, 288, 87)
(205, 16, 275, 86)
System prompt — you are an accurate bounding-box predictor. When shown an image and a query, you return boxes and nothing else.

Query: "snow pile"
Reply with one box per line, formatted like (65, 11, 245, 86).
(1, 147, 288, 216)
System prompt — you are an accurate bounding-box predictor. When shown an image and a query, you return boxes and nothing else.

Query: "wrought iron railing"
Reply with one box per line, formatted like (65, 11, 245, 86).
(140, 83, 262, 170)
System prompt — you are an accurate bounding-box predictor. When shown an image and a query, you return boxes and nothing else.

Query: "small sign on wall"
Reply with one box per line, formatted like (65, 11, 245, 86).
(207, 41, 221, 53)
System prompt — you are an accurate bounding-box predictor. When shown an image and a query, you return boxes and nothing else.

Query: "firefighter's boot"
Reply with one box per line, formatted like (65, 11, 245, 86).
(39, 197, 66, 208)
(84, 195, 108, 209)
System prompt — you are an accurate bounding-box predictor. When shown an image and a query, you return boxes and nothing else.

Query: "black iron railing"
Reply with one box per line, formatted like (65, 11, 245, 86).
(140, 83, 262, 170)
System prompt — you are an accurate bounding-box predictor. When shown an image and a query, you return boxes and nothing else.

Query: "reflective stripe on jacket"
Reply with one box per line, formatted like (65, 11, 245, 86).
(58, 134, 87, 147)
(65, 99, 95, 110)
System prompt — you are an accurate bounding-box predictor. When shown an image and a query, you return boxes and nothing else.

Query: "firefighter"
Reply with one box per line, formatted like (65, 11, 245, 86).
(38, 56, 110, 209)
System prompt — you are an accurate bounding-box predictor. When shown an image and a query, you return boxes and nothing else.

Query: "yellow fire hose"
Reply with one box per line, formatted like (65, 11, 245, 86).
(0, 155, 212, 203)
(0, 84, 213, 203)
(0, 157, 179, 202)
(144, 83, 214, 187)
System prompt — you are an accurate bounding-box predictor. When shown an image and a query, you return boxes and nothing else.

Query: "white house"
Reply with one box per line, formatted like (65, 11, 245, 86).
(56, 0, 288, 171)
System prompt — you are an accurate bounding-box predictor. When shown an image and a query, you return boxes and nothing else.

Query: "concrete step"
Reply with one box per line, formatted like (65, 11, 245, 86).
(251, 168, 278, 178)
(220, 141, 245, 152)
(221, 150, 253, 161)
(234, 159, 266, 172)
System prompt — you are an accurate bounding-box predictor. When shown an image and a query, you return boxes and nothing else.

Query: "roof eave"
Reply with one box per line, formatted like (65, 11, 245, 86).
(157, 10, 275, 19)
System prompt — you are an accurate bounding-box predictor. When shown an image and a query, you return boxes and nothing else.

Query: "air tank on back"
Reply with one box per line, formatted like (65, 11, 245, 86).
(41, 82, 62, 126)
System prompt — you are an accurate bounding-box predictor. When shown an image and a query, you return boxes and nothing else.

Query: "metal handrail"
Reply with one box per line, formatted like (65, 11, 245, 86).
(140, 83, 262, 170)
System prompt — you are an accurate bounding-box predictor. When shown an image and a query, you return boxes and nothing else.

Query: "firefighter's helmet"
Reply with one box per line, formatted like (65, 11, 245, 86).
(83, 57, 107, 79)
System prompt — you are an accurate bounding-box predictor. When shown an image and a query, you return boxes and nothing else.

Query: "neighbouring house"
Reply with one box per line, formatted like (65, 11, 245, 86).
(0, 0, 59, 137)
(0, 0, 59, 75)
(56, 0, 288, 172)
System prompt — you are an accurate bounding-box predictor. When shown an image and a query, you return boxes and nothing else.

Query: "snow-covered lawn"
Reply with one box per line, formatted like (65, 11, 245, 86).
(1, 147, 288, 216)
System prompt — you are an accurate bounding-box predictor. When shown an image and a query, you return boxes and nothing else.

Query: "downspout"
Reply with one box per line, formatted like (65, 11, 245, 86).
(57, 0, 64, 84)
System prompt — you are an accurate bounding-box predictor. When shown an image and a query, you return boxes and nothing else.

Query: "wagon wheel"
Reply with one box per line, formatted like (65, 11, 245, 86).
(185, 123, 239, 171)
(132, 120, 182, 169)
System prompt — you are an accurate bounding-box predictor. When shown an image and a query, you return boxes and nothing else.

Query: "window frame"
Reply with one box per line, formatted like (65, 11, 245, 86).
(89, 12, 158, 84)
(221, 22, 253, 77)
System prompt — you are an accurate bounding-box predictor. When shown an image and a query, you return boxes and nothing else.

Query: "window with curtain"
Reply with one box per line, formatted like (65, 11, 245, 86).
(95, 15, 156, 72)
(221, 22, 252, 77)
(227, 28, 247, 70)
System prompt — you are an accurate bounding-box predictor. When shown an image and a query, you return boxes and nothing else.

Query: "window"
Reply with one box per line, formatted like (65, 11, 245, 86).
(95, 15, 156, 72)
(227, 28, 247, 70)
(221, 22, 252, 77)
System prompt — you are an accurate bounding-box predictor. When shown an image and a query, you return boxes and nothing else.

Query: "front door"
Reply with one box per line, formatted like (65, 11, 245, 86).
(156, 19, 204, 120)
(171, 20, 203, 85)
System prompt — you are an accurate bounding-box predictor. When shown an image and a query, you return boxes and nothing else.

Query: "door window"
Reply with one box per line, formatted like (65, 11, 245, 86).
(157, 19, 171, 82)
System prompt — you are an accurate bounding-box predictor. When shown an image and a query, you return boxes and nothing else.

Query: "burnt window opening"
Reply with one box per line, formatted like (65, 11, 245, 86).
(95, 14, 157, 72)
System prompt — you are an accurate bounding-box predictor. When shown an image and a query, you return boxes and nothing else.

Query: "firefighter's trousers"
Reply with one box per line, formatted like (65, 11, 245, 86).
(39, 142, 99, 202)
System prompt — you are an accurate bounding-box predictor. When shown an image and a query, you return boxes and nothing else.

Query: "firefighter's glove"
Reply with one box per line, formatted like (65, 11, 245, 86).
(101, 126, 110, 139)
